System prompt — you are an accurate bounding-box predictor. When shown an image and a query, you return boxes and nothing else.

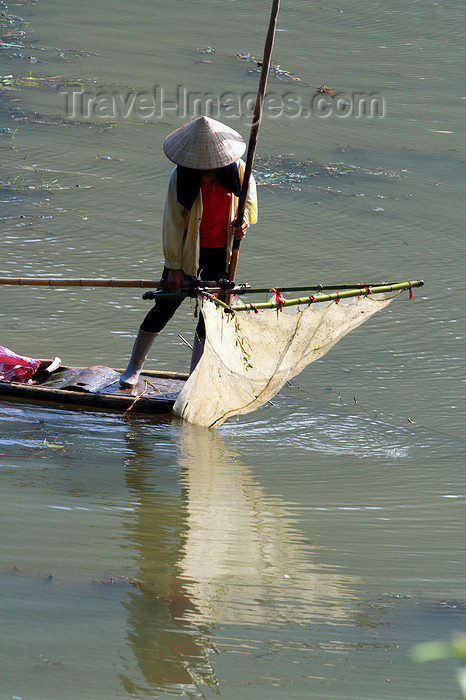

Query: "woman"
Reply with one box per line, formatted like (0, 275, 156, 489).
(120, 116, 258, 389)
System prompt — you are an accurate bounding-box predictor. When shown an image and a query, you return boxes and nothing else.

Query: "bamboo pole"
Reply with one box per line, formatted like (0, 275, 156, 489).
(232, 282, 399, 294)
(227, 0, 280, 286)
(143, 281, 413, 300)
(142, 281, 401, 300)
(204, 280, 424, 312)
(0, 277, 424, 300)
(0, 277, 220, 289)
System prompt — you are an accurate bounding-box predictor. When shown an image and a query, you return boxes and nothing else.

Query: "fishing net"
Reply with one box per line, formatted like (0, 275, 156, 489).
(172, 292, 396, 428)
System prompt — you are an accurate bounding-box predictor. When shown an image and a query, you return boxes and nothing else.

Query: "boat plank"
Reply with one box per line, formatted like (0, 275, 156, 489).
(0, 363, 187, 415)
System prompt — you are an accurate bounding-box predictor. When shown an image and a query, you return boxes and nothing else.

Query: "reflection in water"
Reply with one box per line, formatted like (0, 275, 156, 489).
(120, 424, 356, 696)
(120, 429, 216, 696)
(178, 426, 355, 626)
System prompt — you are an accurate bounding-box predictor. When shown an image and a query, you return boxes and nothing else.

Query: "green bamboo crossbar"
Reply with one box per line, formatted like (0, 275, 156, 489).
(236, 283, 397, 294)
(202, 280, 424, 312)
(142, 281, 416, 301)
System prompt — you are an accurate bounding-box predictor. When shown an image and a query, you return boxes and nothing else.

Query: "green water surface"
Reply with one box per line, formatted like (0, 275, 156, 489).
(1, 1, 464, 698)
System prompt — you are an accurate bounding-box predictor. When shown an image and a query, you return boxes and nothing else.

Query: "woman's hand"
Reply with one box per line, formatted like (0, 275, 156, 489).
(230, 219, 250, 241)
(167, 268, 185, 292)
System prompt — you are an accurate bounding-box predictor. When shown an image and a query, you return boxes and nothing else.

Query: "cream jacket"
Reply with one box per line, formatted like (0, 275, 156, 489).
(162, 159, 258, 278)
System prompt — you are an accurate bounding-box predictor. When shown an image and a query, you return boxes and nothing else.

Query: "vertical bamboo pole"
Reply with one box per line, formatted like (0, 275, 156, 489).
(227, 0, 281, 285)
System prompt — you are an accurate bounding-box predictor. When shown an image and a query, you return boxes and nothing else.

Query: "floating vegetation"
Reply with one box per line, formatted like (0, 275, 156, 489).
(254, 153, 407, 193)
(1, 2, 100, 67)
(33, 45, 100, 58)
(0, 436, 66, 458)
(383, 592, 412, 599)
(194, 46, 216, 64)
(436, 600, 466, 610)
(1, 0, 35, 6)
(0, 161, 96, 196)
(1, 73, 104, 94)
(0, 8, 28, 58)
(1, 6, 28, 31)
(1, 73, 63, 90)
(236, 52, 335, 96)
(1, 172, 90, 193)
(43, 437, 66, 451)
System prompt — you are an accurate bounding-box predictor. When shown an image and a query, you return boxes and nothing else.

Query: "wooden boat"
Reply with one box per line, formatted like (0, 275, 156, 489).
(0, 359, 188, 415)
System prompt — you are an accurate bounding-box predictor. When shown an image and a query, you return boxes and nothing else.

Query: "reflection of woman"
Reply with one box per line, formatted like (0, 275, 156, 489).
(120, 116, 258, 388)
(119, 424, 356, 696)
(120, 430, 217, 695)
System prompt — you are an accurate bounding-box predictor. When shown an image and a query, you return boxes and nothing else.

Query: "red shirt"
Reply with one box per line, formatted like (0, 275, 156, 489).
(199, 179, 232, 248)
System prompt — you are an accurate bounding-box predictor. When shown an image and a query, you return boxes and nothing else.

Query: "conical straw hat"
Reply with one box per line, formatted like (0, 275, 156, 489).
(163, 116, 246, 170)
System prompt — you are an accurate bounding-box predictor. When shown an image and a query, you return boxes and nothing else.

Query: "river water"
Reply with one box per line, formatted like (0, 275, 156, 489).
(0, 0, 464, 698)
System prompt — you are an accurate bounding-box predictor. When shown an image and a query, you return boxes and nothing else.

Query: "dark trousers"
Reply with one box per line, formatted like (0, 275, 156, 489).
(140, 246, 227, 338)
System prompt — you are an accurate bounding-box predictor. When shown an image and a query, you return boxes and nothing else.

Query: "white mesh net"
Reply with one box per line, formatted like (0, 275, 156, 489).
(173, 293, 396, 428)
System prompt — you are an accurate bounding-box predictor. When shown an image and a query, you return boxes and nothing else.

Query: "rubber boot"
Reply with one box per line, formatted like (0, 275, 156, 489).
(120, 329, 158, 388)
(189, 336, 205, 374)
